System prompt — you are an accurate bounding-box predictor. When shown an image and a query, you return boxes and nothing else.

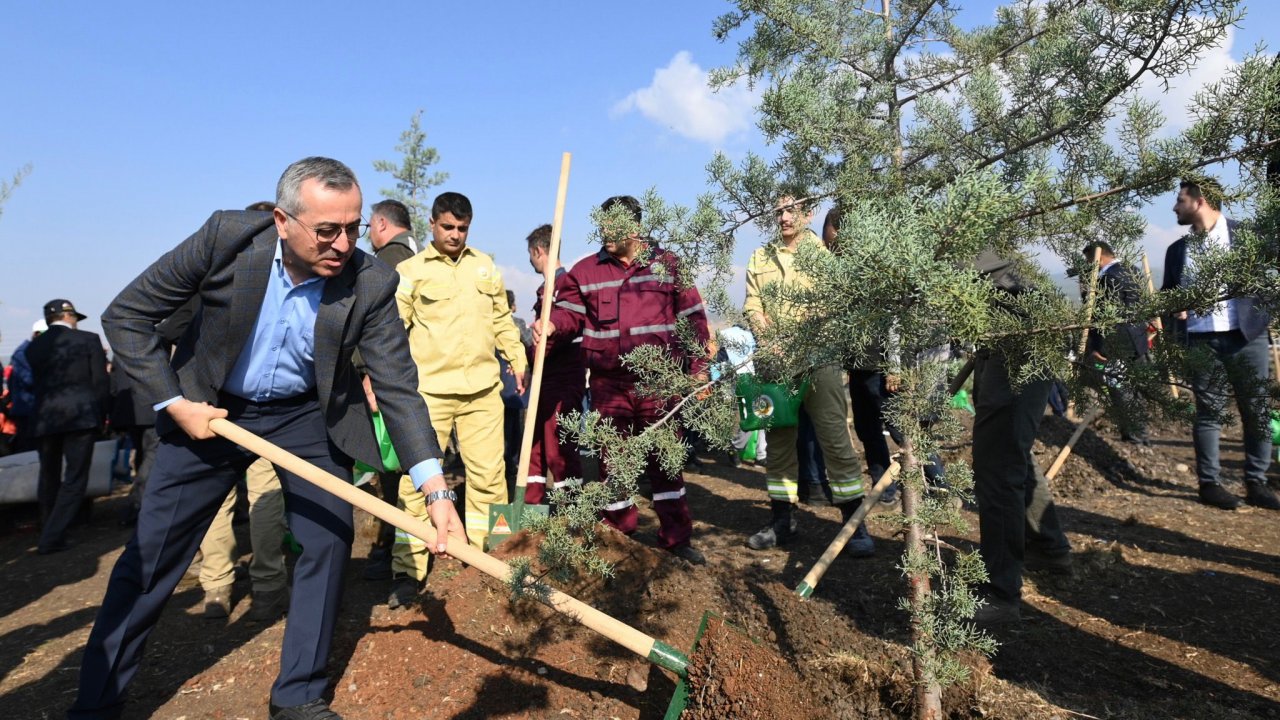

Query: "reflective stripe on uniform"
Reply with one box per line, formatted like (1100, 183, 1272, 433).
(394, 529, 426, 546)
(629, 273, 674, 285)
(580, 279, 625, 292)
(829, 476, 865, 501)
(553, 477, 582, 489)
(630, 323, 676, 335)
(677, 302, 704, 318)
(555, 301, 587, 313)
(604, 498, 635, 512)
(465, 510, 490, 530)
(767, 478, 799, 503)
(652, 488, 686, 502)
(526, 475, 547, 485)
(585, 328, 621, 339)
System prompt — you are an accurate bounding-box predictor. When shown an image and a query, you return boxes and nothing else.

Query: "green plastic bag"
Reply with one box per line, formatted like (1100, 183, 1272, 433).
(354, 411, 401, 479)
(736, 374, 809, 431)
(950, 388, 975, 414)
(1271, 412, 1280, 445)
(740, 430, 759, 463)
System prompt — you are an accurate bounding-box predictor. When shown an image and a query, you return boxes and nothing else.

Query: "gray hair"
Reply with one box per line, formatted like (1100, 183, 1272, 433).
(275, 157, 359, 215)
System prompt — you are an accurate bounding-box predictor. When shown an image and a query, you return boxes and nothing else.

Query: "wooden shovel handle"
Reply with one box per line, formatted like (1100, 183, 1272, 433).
(208, 417, 684, 673)
(796, 462, 901, 598)
(1043, 406, 1103, 480)
(515, 153, 571, 494)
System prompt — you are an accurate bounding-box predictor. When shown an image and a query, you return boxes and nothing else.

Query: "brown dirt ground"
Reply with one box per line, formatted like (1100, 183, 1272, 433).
(1, 410, 1278, 719)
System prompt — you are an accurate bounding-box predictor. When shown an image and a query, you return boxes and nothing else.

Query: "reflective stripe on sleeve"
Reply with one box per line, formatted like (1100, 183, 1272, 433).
(555, 301, 587, 313)
(677, 302, 704, 318)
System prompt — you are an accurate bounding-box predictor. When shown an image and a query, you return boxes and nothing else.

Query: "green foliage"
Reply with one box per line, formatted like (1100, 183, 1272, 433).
(372, 110, 447, 239)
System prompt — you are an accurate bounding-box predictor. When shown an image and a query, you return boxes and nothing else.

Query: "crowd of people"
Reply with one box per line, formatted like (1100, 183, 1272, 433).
(0, 158, 1275, 719)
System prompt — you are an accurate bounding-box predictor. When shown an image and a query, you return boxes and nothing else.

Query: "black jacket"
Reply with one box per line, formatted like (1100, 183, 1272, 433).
(1084, 262, 1148, 359)
(25, 324, 110, 436)
(1161, 219, 1271, 342)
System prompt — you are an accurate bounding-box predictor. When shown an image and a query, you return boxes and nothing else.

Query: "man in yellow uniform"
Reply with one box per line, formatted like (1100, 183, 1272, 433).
(393, 191, 526, 605)
(743, 196, 868, 553)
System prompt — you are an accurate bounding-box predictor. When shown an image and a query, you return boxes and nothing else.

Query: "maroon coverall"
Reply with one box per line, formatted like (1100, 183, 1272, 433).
(549, 246, 709, 550)
(524, 268, 586, 504)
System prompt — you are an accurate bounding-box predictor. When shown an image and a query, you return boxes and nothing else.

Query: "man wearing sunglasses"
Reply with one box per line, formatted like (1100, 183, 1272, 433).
(71, 157, 465, 720)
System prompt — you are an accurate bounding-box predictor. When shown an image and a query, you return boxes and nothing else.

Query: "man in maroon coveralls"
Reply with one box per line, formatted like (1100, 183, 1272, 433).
(534, 196, 709, 565)
(523, 223, 586, 504)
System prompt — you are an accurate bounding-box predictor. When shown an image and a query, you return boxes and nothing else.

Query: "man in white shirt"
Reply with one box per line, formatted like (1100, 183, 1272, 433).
(1163, 177, 1279, 511)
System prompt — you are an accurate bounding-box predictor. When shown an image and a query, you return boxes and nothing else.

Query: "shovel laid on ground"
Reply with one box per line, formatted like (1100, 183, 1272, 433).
(487, 153, 572, 549)
(208, 419, 721, 698)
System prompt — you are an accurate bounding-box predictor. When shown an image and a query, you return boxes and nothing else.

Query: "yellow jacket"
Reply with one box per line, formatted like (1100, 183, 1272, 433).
(396, 243, 527, 396)
(743, 229, 825, 332)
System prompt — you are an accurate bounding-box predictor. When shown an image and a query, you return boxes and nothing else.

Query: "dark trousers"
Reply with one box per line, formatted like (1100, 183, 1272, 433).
(70, 394, 354, 718)
(796, 407, 827, 485)
(848, 369, 944, 484)
(972, 351, 1070, 602)
(37, 428, 97, 550)
(122, 427, 160, 521)
(591, 373, 692, 550)
(1187, 330, 1273, 485)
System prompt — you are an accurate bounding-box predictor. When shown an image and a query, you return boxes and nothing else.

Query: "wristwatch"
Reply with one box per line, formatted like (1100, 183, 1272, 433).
(425, 489, 458, 506)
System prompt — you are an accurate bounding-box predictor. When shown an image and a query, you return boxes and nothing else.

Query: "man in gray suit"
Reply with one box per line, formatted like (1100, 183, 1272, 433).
(70, 157, 465, 720)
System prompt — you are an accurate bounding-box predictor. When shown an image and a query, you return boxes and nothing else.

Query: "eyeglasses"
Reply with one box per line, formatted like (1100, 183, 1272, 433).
(281, 209, 368, 243)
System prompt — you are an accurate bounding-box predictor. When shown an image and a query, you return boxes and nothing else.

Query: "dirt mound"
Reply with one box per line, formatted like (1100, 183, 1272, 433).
(329, 526, 1063, 719)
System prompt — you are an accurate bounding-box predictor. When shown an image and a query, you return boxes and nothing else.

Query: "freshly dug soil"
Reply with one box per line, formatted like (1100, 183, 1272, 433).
(680, 614, 816, 719)
(1, 412, 1277, 719)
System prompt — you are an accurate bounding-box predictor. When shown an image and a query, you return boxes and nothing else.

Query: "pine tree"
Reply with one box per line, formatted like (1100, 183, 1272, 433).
(0, 164, 31, 223)
(513, 2, 1280, 716)
(372, 110, 447, 238)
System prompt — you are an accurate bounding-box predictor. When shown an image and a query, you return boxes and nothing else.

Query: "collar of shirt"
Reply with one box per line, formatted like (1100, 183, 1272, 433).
(419, 241, 475, 264)
(594, 242, 657, 268)
(1097, 259, 1118, 277)
(222, 240, 326, 402)
(1205, 215, 1230, 247)
(49, 320, 74, 329)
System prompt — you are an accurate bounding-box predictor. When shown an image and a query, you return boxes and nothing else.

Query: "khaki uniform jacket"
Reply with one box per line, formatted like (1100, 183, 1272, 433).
(743, 230, 825, 333)
(396, 242, 527, 396)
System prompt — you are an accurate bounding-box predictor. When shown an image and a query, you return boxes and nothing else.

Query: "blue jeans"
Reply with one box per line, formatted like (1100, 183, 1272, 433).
(1187, 330, 1272, 485)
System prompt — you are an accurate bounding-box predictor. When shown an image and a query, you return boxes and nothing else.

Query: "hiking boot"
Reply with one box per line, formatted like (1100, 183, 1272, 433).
(877, 482, 899, 506)
(746, 518, 798, 550)
(201, 586, 231, 619)
(1245, 481, 1280, 510)
(269, 698, 343, 719)
(363, 546, 393, 582)
(1199, 482, 1242, 510)
(245, 587, 290, 623)
(1024, 549, 1073, 576)
(846, 522, 875, 558)
(387, 574, 422, 610)
(974, 597, 1021, 627)
(670, 544, 706, 565)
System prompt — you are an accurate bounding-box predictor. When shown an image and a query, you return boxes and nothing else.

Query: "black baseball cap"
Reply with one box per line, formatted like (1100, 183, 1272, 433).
(44, 298, 87, 322)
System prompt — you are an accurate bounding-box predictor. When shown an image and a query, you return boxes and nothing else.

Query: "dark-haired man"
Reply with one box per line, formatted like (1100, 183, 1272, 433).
(538, 195, 710, 565)
(28, 299, 109, 555)
(395, 191, 527, 575)
(368, 198, 419, 268)
(1080, 241, 1150, 444)
(72, 157, 464, 720)
(523, 224, 585, 505)
(1163, 178, 1279, 511)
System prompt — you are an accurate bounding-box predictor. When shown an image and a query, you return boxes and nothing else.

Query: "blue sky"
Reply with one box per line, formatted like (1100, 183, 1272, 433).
(1, 1, 1274, 361)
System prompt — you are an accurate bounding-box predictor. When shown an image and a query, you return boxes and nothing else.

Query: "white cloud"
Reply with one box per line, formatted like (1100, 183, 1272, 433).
(612, 51, 758, 145)
(1135, 25, 1237, 134)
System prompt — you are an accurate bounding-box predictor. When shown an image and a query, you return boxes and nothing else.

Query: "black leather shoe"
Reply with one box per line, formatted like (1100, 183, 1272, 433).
(36, 539, 74, 555)
(269, 698, 342, 719)
(1245, 481, 1280, 510)
(1198, 482, 1242, 510)
(670, 543, 706, 565)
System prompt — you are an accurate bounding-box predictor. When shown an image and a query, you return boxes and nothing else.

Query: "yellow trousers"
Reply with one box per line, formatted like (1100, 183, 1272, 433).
(394, 384, 506, 577)
(198, 456, 288, 593)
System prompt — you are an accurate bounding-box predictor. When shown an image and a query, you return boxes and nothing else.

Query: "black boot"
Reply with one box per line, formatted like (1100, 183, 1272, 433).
(747, 500, 798, 550)
(839, 497, 863, 525)
(838, 498, 875, 557)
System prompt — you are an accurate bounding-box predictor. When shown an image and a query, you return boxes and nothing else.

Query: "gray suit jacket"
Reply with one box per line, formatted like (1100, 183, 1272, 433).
(102, 210, 442, 471)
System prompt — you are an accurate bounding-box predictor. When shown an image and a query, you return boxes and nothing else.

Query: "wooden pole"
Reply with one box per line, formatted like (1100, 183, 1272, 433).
(512, 153, 571, 518)
(209, 418, 692, 677)
(1141, 252, 1179, 399)
(795, 462, 901, 598)
(1043, 407, 1104, 481)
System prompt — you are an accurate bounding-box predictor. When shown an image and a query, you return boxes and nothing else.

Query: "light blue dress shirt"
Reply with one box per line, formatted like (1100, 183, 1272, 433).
(157, 240, 442, 486)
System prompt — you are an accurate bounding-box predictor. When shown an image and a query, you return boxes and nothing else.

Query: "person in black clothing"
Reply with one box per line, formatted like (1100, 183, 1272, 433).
(1079, 241, 1150, 444)
(27, 299, 110, 554)
(109, 360, 159, 526)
